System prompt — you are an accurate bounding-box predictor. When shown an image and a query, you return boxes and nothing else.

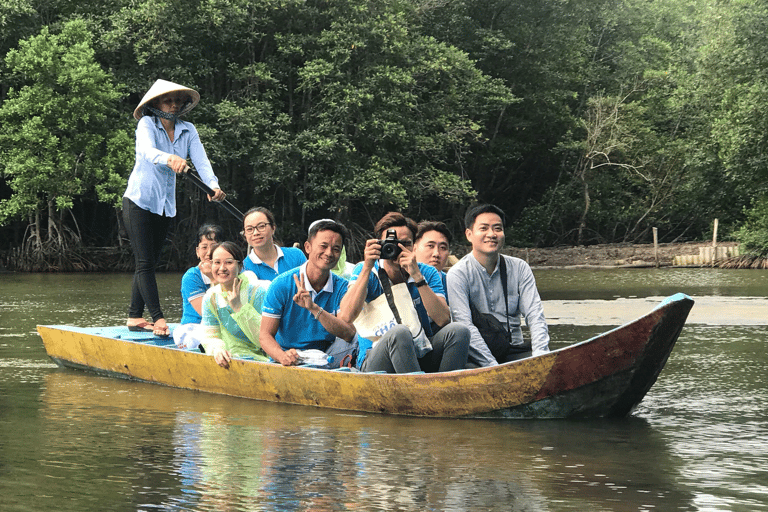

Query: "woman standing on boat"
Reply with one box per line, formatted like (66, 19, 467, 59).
(123, 79, 226, 337)
(241, 207, 306, 284)
(201, 241, 269, 368)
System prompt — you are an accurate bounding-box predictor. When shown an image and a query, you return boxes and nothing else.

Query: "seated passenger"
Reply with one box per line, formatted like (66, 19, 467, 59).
(259, 220, 357, 366)
(241, 206, 306, 284)
(310, 218, 356, 279)
(200, 241, 269, 368)
(173, 223, 223, 350)
(413, 220, 452, 302)
(447, 204, 550, 366)
(338, 212, 469, 374)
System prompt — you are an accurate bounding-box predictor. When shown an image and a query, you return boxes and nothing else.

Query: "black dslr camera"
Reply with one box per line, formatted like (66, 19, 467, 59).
(379, 229, 407, 260)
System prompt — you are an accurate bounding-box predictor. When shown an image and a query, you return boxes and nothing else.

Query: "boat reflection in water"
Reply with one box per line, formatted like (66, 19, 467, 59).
(40, 371, 696, 511)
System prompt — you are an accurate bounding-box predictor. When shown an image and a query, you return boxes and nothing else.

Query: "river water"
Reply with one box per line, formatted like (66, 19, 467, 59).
(1, 268, 767, 511)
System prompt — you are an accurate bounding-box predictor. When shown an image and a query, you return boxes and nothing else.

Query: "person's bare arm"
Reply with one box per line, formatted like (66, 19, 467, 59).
(399, 246, 450, 327)
(338, 239, 379, 323)
(293, 274, 356, 341)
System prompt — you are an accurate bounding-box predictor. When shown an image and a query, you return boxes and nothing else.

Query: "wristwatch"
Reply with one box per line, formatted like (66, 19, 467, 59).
(313, 308, 324, 320)
(415, 279, 428, 288)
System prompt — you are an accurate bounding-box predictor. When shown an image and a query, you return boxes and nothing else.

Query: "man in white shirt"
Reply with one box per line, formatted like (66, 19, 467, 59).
(447, 204, 550, 366)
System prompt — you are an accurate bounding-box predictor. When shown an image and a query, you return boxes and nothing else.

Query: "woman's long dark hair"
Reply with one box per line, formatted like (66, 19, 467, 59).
(209, 241, 245, 265)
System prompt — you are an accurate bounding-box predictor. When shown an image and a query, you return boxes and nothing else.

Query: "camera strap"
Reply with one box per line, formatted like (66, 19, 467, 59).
(499, 255, 511, 344)
(377, 267, 404, 324)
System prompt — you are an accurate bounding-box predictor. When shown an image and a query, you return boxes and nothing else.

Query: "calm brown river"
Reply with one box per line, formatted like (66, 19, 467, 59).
(1, 268, 767, 511)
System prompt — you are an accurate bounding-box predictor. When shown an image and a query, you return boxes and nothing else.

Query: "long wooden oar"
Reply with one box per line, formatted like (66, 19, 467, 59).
(183, 171, 244, 223)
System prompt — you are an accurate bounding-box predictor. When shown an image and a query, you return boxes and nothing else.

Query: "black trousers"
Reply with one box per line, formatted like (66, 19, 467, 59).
(122, 197, 171, 322)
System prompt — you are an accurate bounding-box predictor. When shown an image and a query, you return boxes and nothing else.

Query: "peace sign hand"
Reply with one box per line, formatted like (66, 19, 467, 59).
(292, 273, 315, 311)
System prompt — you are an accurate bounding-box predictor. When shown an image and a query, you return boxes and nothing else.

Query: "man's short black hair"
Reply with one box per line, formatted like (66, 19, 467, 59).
(308, 219, 348, 247)
(415, 220, 452, 244)
(374, 212, 418, 240)
(464, 204, 506, 230)
(197, 223, 224, 244)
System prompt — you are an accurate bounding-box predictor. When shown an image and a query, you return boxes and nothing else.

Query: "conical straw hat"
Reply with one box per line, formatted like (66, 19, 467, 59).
(133, 79, 200, 120)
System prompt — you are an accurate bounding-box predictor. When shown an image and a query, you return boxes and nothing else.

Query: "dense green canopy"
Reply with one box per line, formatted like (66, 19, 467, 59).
(1, 0, 767, 268)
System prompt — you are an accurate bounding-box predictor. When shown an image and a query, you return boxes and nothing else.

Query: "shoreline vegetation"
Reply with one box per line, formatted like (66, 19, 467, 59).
(5, 4, 768, 273)
(4, 240, 762, 273)
(505, 241, 744, 269)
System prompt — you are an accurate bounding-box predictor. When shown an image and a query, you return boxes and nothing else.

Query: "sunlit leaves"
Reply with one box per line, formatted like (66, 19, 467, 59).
(0, 19, 130, 225)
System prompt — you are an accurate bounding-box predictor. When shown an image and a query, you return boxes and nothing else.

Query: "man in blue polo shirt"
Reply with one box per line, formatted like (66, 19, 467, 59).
(339, 212, 469, 373)
(259, 220, 357, 366)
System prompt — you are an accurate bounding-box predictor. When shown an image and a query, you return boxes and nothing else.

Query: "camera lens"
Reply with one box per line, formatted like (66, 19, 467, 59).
(380, 241, 401, 260)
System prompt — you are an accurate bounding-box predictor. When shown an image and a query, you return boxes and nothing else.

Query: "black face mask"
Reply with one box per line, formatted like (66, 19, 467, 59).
(144, 98, 192, 120)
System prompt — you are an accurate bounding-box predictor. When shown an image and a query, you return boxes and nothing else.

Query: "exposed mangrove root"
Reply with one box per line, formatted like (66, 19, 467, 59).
(717, 255, 768, 269)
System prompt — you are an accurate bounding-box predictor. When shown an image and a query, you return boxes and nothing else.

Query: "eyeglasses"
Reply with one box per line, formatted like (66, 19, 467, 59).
(243, 222, 273, 235)
(212, 259, 237, 266)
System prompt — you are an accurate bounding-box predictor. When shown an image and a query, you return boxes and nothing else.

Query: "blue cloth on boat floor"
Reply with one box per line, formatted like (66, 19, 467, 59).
(82, 325, 178, 346)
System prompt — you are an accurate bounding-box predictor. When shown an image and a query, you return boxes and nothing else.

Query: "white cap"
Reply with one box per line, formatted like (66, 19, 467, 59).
(308, 218, 335, 235)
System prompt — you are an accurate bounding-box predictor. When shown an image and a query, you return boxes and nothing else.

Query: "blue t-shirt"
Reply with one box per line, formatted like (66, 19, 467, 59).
(349, 262, 445, 338)
(180, 266, 211, 324)
(243, 245, 307, 282)
(261, 264, 349, 350)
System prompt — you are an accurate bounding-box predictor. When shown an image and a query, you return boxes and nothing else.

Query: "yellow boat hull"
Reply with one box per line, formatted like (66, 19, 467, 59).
(37, 294, 693, 418)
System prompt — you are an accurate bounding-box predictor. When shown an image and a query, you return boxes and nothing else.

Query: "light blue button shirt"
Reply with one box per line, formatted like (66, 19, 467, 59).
(123, 115, 219, 217)
(447, 253, 550, 366)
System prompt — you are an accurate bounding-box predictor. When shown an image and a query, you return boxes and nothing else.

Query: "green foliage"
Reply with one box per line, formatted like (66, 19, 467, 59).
(735, 197, 768, 258)
(3, 0, 768, 261)
(261, 3, 514, 220)
(0, 0, 34, 27)
(92, 0, 512, 241)
(700, 1, 768, 195)
(501, 0, 739, 245)
(0, 19, 130, 227)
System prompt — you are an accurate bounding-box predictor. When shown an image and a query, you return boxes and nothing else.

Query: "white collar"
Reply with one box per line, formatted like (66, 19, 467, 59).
(248, 244, 284, 265)
(299, 262, 334, 298)
(196, 264, 213, 285)
(469, 252, 502, 277)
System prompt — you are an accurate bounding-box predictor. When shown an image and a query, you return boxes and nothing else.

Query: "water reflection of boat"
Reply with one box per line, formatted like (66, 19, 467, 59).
(39, 372, 697, 511)
(37, 293, 693, 419)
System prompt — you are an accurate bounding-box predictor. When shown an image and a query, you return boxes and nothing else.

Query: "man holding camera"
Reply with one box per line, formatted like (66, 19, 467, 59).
(339, 212, 469, 373)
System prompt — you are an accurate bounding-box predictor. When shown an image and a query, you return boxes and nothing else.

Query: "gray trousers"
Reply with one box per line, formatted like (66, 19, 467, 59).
(361, 323, 470, 374)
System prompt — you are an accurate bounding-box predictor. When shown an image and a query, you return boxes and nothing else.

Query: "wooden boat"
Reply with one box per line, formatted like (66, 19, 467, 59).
(37, 293, 693, 419)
